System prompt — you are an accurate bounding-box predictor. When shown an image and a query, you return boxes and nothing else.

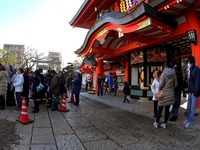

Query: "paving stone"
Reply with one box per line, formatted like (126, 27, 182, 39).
(34, 118, 51, 128)
(62, 110, 82, 118)
(84, 139, 123, 150)
(31, 144, 57, 150)
(32, 134, 55, 144)
(16, 124, 33, 133)
(10, 144, 30, 150)
(66, 117, 92, 128)
(103, 127, 139, 147)
(16, 133, 32, 145)
(33, 128, 52, 134)
(74, 126, 108, 142)
(55, 134, 86, 150)
(32, 128, 55, 144)
(51, 122, 74, 135)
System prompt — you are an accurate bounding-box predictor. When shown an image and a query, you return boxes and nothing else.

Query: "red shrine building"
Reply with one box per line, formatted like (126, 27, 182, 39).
(70, 0, 200, 102)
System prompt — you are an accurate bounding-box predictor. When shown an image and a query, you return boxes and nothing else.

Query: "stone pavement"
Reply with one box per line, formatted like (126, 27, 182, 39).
(0, 92, 200, 150)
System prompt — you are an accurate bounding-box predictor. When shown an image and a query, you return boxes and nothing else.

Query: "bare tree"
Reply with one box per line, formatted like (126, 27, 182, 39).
(22, 47, 46, 70)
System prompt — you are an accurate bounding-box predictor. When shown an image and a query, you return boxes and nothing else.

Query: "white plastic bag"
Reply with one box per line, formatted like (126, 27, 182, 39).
(169, 105, 173, 112)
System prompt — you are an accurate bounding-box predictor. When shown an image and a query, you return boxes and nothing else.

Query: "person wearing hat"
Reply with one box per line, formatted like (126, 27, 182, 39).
(72, 70, 82, 106)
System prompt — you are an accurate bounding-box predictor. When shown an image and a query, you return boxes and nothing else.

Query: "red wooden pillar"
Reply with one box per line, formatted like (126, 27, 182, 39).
(95, 59, 103, 93)
(185, 10, 200, 112)
(124, 61, 129, 82)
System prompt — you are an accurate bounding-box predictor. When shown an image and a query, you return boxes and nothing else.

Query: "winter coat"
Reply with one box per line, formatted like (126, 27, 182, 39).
(151, 78, 160, 101)
(32, 75, 40, 99)
(174, 71, 183, 107)
(123, 85, 130, 95)
(107, 75, 113, 86)
(22, 73, 29, 95)
(50, 74, 60, 96)
(97, 77, 103, 87)
(60, 76, 67, 94)
(0, 71, 8, 95)
(72, 74, 82, 94)
(39, 74, 46, 99)
(188, 65, 200, 97)
(158, 68, 177, 106)
(10, 74, 16, 91)
(13, 74, 24, 92)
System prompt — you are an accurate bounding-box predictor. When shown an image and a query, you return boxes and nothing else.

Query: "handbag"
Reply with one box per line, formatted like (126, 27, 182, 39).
(155, 90, 164, 100)
(154, 74, 170, 100)
(36, 77, 45, 92)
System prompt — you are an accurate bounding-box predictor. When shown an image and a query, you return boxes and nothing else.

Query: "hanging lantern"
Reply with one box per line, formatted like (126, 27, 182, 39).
(187, 30, 197, 45)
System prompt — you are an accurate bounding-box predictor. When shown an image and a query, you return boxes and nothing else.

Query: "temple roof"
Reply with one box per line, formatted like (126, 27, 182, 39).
(75, 2, 177, 55)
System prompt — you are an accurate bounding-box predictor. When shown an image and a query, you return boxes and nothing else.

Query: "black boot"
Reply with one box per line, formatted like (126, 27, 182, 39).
(169, 116, 177, 121)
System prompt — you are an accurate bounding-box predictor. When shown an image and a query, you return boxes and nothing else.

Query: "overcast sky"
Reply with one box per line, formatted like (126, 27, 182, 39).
(0, 0, 88, 66)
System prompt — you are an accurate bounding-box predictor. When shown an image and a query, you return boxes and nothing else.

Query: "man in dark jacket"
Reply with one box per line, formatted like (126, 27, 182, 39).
(97, 74, 103, 96)
(170, 64, 183, 121)
(184, 56, 200, 128)
(50, 72, 60, 111)
(72, 70, 82, 106)
(23, 68, 30, 106)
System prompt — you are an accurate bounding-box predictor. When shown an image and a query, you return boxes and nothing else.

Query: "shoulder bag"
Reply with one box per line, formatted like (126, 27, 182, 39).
(36, 76, 45, 92)
(155, 75, 170, 100)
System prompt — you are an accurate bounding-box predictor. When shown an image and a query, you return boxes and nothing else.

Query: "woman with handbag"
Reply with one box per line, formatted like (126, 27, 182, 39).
(31, 70, 41, 113)
(153, 62, 177, 129)
(151, 70, 162, 118)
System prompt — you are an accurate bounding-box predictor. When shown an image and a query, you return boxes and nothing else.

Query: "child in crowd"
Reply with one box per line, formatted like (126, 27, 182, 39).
(151, 71, 162, 118)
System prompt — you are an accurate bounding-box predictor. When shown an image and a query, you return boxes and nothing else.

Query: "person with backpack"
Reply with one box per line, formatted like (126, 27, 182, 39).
(184, 56, 200, 128)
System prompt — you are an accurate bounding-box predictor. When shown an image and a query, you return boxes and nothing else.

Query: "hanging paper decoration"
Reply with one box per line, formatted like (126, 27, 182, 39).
(120, 0, 126, 13)
(114, 1, 120, 12)
(125, 0, 132, 10)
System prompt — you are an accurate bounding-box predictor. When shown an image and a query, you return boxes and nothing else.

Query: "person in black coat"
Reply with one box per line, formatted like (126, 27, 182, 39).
(22, 68, 30, 106)
(72, 70, 82, 106)
(39, 68, 46, 102)
(32, 70, 41, 113)
(97, 74, 103, 96)
(123, 82, 130, 103)
(170, 64, 183, 121)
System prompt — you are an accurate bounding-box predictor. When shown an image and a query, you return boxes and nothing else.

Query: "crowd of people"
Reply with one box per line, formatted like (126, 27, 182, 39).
(0, 56, 199, 129)
(151, 56, 200, 129)
(0, 64, 82, 113)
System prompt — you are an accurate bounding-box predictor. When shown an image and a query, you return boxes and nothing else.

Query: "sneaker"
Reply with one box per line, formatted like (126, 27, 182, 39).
(185, 123, 192, 129)
(183, 120, 187, 125)
(153, 122, 159, 128)
(160, 123, 167, 129)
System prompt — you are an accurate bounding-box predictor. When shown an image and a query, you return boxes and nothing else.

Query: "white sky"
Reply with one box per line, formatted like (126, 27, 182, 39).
(0, 0, 88, 67)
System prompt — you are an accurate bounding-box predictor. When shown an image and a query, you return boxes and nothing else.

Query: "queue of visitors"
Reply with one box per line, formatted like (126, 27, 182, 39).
(0, 64, 82, 113)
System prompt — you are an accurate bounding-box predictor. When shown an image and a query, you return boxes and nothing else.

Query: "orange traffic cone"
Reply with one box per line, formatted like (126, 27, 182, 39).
(68, 93, 74, 103)
(16, 97, 34, 124)
(59, 94, 69, 112)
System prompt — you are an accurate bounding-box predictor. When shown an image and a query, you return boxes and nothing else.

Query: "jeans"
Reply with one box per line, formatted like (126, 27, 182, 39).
(156, 106, 170, 123)
(0, 95, 5, 109)
(153, 100, 158, 116)
(74, 93, 79, 105)
(186, 93, 197, 124)
(98, 86, 103, 96)
(52, 94, 59, 110)
(16, 92, 22, 109)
